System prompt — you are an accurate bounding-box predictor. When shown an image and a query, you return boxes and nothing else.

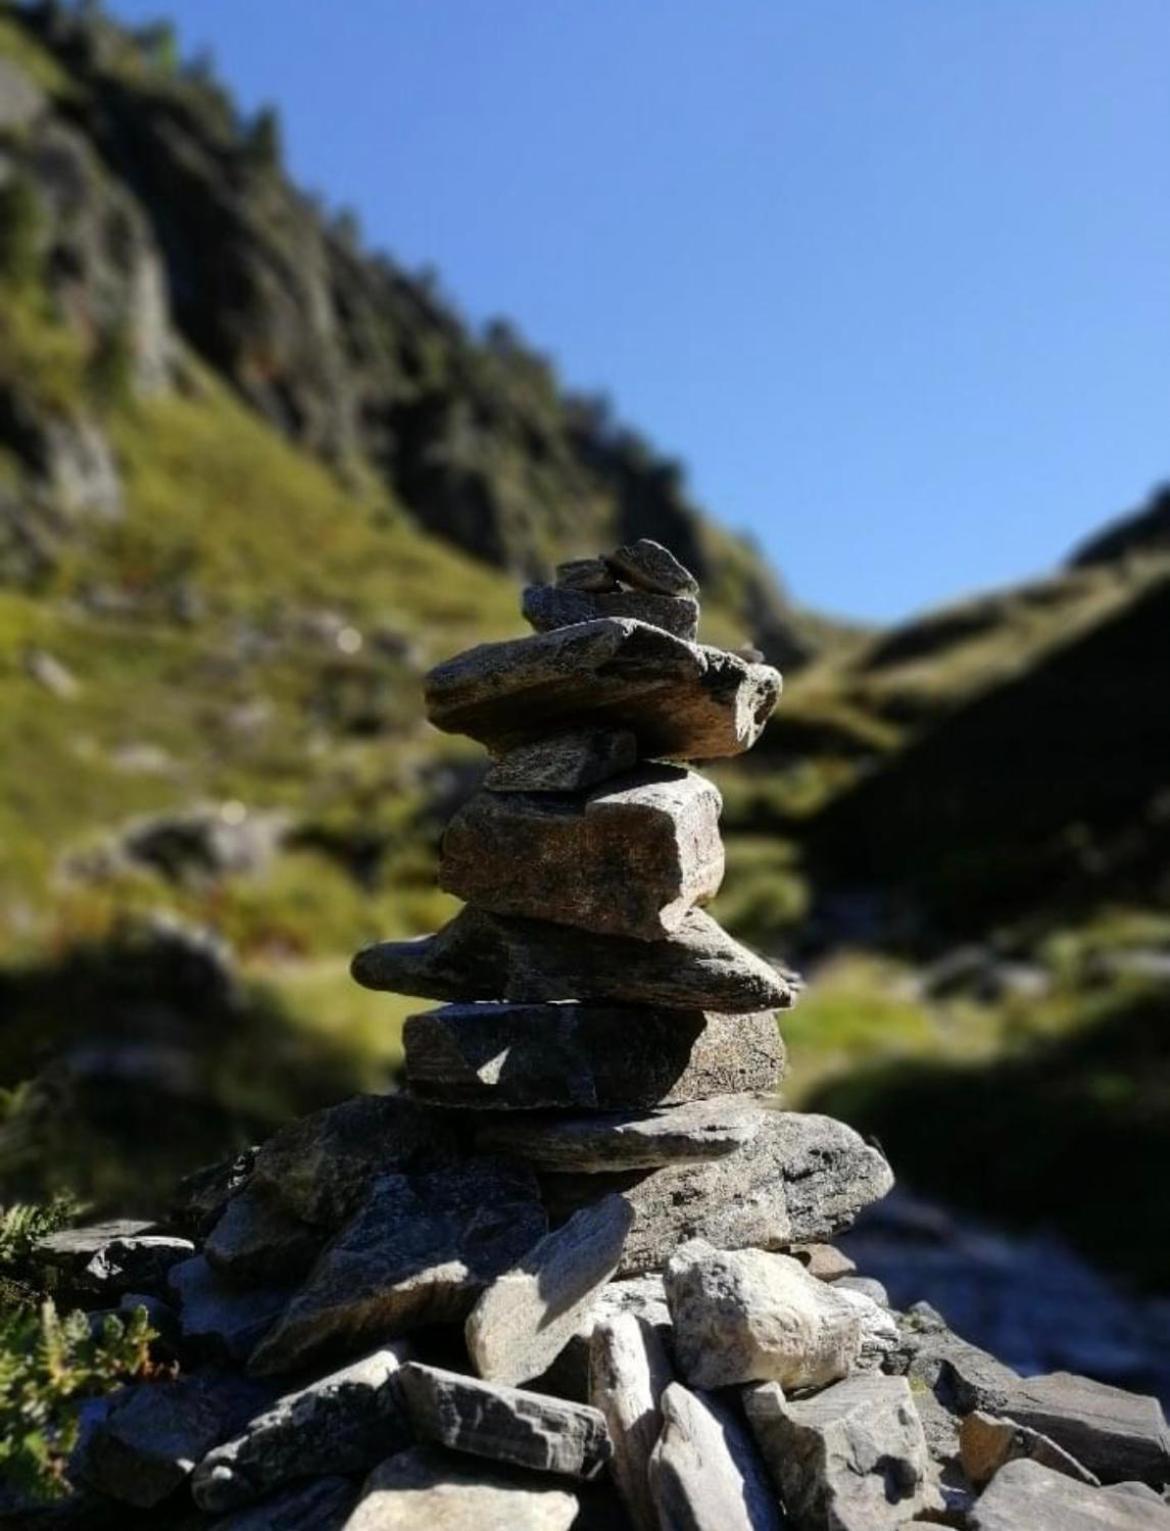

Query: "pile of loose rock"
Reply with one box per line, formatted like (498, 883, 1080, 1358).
(21, 543, 1170, 1529)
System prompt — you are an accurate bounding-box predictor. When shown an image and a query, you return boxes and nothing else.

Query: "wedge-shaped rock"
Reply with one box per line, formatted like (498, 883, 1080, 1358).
(745, 1374, 941, 1531)
(248, 1161, 545, 1376)
(345, 1445, 580, 1531)
(1000, 1371, 1170, 1487)
(439, 766, 724, 940)
(605, 539, 700, 596)
(424, 619, 780, 760)
(960, 1409, 1099, 1489)
(485, 729, 636, 793)
(250, 1093, 457, 1229)
(169, 1255, 290, 1363)
(969, 1459, 1170, 1530)
(398, 1362, 611, 1480)
(467, 1195, 633, 1386)
(475, 1096, 765, 1172)
(542, 1112, 892, 1276)
(665, 1241, 861, 1391)
(213, 1475, 357, 1530)
(193, 1345, 412, 1511)
(523, 583, 700, 641)
(649, 1382, 782, 1531)
(205, 1186, 323, 1288)
(404, 1003, 786, 1111)
(589, 1311, 674, 1531)
(353, 906, 793, 1012)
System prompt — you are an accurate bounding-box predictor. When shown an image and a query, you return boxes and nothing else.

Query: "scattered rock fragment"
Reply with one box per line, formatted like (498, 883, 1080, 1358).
(589, 1311, 673, 1531)
(344, 1445, 581, 1530)
(649, 1381, 783, 1531)
(484, 728, 636, 792)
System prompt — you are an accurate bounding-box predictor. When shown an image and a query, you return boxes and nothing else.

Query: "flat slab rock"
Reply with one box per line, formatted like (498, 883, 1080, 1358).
(423, 618, 781, 761)
(604, 539, 700, 596)
(745, 1374, 941, 1531)
(344, 1445, 580, 1531)
(522, 583, 700, 641)
(466, 1195, 633, 1386)
(248, 1160, 546, 1376)
(193, 1344, 412, 1512)
(969, 1458, 1170, 1530)
(484, 729, 637, 793)
(649, 1381, 783, 1531)
(475, 1094, 763, 1172)
(403, 1002, 786, 1111)
(542, 1110, 893, 1276)
(353, 905, 794, 1013)
(37, 1221, 193, 1297)
(1000, 1371, 1170, 1487)
(398, 1362, 612, 1480)
(439, 764, 724, 940)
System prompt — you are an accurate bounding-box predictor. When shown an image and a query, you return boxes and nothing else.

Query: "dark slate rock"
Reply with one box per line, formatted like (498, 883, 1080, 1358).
(438, 765, 724, 941)
(604, 540, 700, 597)
(398, 1363, 611, 1481)
(346, 1445, 581, 1530)
(649, 1382, 782, 1531)
(522, 584, 700, 641)
(206, 1476, 358, 1530)
(168, 1256, 290, 1363)
(248, 1160, 546, 1377)
(403, 1003, 786, 1111)
(555, 557, 620, 592)
(171, 1148, 258, 1240)
(484, 729, 637, 793)
(353, 906, 794, 1013)
(1001, 1371, 1170, 1487)
(204, 1186, 324, 1288)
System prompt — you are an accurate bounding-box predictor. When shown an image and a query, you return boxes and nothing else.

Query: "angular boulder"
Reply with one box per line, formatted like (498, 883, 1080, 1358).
(353, 905, 794, 1013)
(589, 1311, 674, 1531)
(1000, 1371, 1170, 1487)
(423, 619, 780, 761)
(969, 1459, 1170, 1530)
(402, 1002, 786, 1111)
(484, 728, 636, 793)
(649, 1382, 782, 1531)
(439, 765, 724, 940)
(522, 583, 700, 641)
(344, 1445, 580, 1531)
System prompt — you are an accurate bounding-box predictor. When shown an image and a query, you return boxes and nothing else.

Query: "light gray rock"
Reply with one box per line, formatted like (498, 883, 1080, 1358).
(344, 1445, 580, 1530)
(169, 1256, 290, 1363)
(207, 1475, 358, 1530)
(36, 1221, 193, 1298)
(834, 1283, 900, 1371)
(556, 557, 619, 592)
(589, 1311, 674, 1531)
(1001, 1371, 1170, 1487)
(402, 1003, 786, 1111)
(474, 1096, 765, 1172)
(248, 1161, 545, 1376)
(835, 1275, 890, 1307)
(744, 1374, 941, 1530)
(542, 1111, 892, 1276)
(484, 729, 636, 793)
(423, 619, 780, 761)
(535, 1275, 673, 1403)
(204, 1186, 323, 1288)
(439, 765, 724, 940)
(250, 1093, 457, 1229)
(353, 905, 794, 1013)
(665, 1241, 861, 1390)
(604, 539, 700, 596)
(466, 1195, 633, 1386)
(522, 583, 700, 641)
(960, 1409, 1100, 1489)
(649, 1382, 782, 1531)
(398, 1363, 611, 1480)
(193, 1345, 412, 1511)
(970, 1459, 1170, 1530)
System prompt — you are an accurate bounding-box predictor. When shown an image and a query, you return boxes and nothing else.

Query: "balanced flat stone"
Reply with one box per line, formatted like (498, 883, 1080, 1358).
(589, 1311, 674, 1531)
(248, 1161, 545, 1376)
(345, 1445, 580, 1531)
(353, 906, 794, 1012)
(542, 1111, 892, 1276)
(474, 1096, 765, 1172)
(969, 1459, 1170, 1530)
(960, 1410, 1100, 1489)
(439, 765, 724, 940)
(397, 1362, 611, 1481)
(423, 619, 780, 760)
(665, 1241, 861, 1391)
(556, 556, 618, 592)
(744, 1374, 941, 1531)
(402, 1003, 786, 1111)
(204, 1186, 323, 1288)
(604, 539, 700, 596)
(649, 1382, 783, 1531)
(484, 728, 637, 793)
(466, 1195, 634, 1385)
(1000, 1372, 1170, 1487)
(522, 583, 700, 641)
(193, 1345, 412, 1511)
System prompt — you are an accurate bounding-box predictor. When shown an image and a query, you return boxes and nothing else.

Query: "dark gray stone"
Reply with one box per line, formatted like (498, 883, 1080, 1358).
(474, 1096, 764, 1172)
(649, 1382, 782, 1531)
(484, 729, 636, 793)
(604, 540, 699, 596)
(36, 1221, 192, 1298)
(1001, 1371, 1170, 1487)
(403, 1003, 786, 1111)
(346, 1445, 581, 1530)
(169, 1256, 290, 1363)
(438, 766, 723, 940)
(970, 1459, 1170, 1530)
(353, 906, 794, 1013)
(523, 584, 700, 641)
(423, 619, 780, 761)
(207, 1476, 358, 1530)
(555, 557, 620, 592)
(398, 1363, 611, 1480)
(171, 1147, 258, 1239)
(248, 1161, 546, 1376)
(204, 1186, 323, 1288)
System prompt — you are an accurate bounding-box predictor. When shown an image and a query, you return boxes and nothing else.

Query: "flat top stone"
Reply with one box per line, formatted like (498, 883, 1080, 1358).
(970, 1458, 1170, 1530)
(522, 584, 700, 642)
(484, 729, 637, 793)
(604, 540, 699, 596)
(1002, 1371, 1170, 1487)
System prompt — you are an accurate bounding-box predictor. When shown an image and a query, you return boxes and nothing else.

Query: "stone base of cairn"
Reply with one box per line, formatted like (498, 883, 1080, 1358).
(37, 544, 1170, 1528)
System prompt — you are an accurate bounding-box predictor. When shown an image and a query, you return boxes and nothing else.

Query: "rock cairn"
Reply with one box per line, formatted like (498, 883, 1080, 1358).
(31, 542, 1170, 1529)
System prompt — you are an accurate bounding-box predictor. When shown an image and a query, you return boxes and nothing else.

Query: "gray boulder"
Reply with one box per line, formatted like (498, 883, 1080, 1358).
(969, 1458, 1170, 1530)
(344, 1445, 580, 1530)
(485, 729, 636, 792)
(1000, 1371, 1170, 1487)
(649, 1382, 782, 1531)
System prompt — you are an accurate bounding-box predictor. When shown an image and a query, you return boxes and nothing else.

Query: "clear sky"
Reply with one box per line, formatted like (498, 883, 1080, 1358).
(105, 0, 1170, 621)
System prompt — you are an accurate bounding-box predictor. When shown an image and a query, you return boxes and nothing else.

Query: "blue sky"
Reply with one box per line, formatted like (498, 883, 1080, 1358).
(106, 0, 1170, 621)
